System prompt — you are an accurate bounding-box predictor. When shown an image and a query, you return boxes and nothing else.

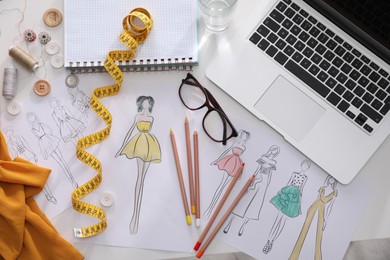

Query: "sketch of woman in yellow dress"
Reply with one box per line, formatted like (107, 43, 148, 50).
(223, 145, 280, 236)
(204, 130, 251, 220)
(263, 159, 311, 254)
(115, 96, 161, 235)
(289, 175, 338, 260)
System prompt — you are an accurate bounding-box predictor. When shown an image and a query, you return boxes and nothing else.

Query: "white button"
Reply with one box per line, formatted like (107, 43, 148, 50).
(7, 101, 21, 115)
(50, 54, 64, 68)
(65, 73, 79, 88)
(45, 41, 60, 55)
(100, 192, 115, 207)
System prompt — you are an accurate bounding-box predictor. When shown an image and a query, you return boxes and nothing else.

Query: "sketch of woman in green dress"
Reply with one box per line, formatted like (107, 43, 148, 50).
(263, 159, 311, 254)
(223, 145, 280, 236)
(115, 96, 161, 235)
(289, 175, 338, 260)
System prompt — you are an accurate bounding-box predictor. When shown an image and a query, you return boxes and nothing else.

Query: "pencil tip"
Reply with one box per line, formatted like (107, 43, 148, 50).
(194, 241, 201, 251)
(186, 215, 192, 225)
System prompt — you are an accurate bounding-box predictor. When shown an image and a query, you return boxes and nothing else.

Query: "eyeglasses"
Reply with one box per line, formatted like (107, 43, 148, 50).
(178, 73, 238, 145)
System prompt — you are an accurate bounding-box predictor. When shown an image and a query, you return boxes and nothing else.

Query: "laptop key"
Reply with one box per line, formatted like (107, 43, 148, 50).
(317, 22, 326, 31)
(360, 65, 372, 76)
(352, 97, 363, 108)
(249, 33, 262, 45)
(343, 90, 354, 101)
(267, 32, 278, 43)
(378, 78, 389, 89)
(266, 45, 278, 57)
(335, 84, 346, 95)
(309, 64, 320, 76)
(284, 8, 296, 19)
(291, 2, 300, 11)
(311, 53, 322, 64)
(372, 99, 383, 110)
(369, 71, 380, 83)
(345, 79, 357, 90)
(352, 59, 363, 70)
(276, 39, 287, 50)
(315, 44, 326, 55)
(379, 69, 389, 78)
(355, 113, 367, 126)
(308, 16, 317, 24)
(326, 78, 337, 88)
(285, 60, 330, 97)
(357, 76, 369, 87)
(326, 39, 337, 50)
(292, 52, 303, 63)
(257, 25, 270, 37)
(350, 70, 361, 81)
(324, 50, 335, 61)
(362, 92, 374, 103)
(294, 40, 305, 51)
(307, 37, 318, 48)
(270, 9, 285, 23)
(278, 28, 289, 38)
(343, 42, 352, 50)
(309, 27, 320, 37)
(317, 71, 329, 82)
(337, 100, 350, 112)
(328, 66, 339, 77)
(298, 31, 310, 42)
(342, 52, 354, 63)
(361, 104, 383, 123)
(361, 55, 370, 64)
(258, 39, 270, 51)
(353, 86, 365, 97)
(319, 60, 331, 71)
(302, 47, 314, 58)
(283, 45, 295, 56)
(332, 57, 344, 68)
(341, 63, 352, 74)
(299, 9, 309, 17)
(334, 46, 346, 57)
(300, 58, 312, 69)
(274, 52, 288, 65)
(286, 34, 297, 45)
(291, 25, 302, 36)
(264, 17, 280, 32)
(334, 35, 344, 44)
(327, 92, 341, 105)
(370, 62, 379, 71)
(318, 33, 329, 44)
(336, 72, 348, 83)
(380, 104, 390, 116)
(346, 110, 356, 119)
(301, 20, 312, 31)
(375, 89, 387, 100)
(363, 124, 373, 133)
(292, 14, 304, 25)
(282, 19, 293, 29)
(367, 83, 378, 94)
(352, 49, 361, 57)
(276, 2, 288, 12)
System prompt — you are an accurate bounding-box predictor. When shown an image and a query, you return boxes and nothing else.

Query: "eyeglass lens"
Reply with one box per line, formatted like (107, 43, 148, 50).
(179, 78, 207, 110)
(203, 110, 235, 142)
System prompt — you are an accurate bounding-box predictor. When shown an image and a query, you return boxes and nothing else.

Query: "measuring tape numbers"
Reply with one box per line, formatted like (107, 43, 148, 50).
(72, 8, 153, 238)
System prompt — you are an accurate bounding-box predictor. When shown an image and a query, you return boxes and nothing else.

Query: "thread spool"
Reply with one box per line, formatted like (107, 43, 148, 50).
(8, 45, 39, 71)
(2, 66, 17, 100)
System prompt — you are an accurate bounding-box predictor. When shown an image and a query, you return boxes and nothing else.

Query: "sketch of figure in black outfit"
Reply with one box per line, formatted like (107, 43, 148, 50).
(223, 145, 280, 236)
(26, 112, 78, 189)
(204, 130, 251, 220)
(263, 159, 311, 254)
(49, 97, 85, 145)
(3, 127, 57, 204)
(68, 87, 90, 124)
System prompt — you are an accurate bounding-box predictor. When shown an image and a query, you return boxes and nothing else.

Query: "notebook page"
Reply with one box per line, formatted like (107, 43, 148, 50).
(64, 0, 198, 68)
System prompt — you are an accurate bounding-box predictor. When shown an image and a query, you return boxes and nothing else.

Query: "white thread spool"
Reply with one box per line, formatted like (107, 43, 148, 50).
(2, 66, 17, 100)
(8, 45, 39, 71)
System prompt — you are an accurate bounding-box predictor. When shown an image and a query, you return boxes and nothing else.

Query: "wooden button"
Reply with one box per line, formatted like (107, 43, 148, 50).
(43, 8, 63, 27)
(33, 80, 51, 96)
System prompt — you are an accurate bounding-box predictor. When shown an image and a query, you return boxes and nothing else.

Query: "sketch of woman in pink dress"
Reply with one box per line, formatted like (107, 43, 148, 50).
(26, 112, 78, 189)
(49, 97, 85, 145)
(204, 130, 251, 219)
(3, 127, 57, 204)
(223, 145, 280, 236)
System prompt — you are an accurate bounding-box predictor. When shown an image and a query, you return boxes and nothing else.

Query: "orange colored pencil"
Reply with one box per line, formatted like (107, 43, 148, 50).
(185, 117, 196, 215)
(194, 163, 244, 250)
(194, 131, 201, 227)
(196, 174, 255, 258)
(170, 128, 192, 225)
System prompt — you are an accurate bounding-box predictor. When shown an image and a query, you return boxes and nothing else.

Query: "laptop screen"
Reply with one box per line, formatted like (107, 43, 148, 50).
(305, 0, 390, 64)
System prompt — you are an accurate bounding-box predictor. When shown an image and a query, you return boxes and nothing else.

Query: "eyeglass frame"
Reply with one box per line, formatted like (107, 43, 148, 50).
(178, 73, 238, 145)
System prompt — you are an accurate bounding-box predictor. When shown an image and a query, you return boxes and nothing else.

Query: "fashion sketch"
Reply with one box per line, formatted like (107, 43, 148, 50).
(68, 86, 90, 124)
(26, 112, 78, 189)
(289, 175, 338, 260)
(223, 145, 280, 236)
(263, 159, 311, 254)
(115, 96, 161, 235)
(3, 127, 57, 204)
(49, 97, 85, 145)
(204, 130, 251, 220)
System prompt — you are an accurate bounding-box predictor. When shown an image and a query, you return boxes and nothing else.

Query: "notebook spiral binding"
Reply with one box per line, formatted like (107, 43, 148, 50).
(67, 57, 195, 74)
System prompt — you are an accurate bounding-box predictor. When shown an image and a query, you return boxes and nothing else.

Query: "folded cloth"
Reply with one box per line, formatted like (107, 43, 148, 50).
(0, 131, 83, 260)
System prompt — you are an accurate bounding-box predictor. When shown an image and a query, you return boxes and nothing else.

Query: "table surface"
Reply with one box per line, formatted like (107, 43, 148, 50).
(1, 0, 390, 259)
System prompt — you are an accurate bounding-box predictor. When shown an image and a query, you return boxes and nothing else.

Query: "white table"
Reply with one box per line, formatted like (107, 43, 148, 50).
(1, 0, 390, 259)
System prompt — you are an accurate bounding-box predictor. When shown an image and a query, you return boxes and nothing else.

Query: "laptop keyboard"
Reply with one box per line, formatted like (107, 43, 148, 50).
(249, 0, 390, 133)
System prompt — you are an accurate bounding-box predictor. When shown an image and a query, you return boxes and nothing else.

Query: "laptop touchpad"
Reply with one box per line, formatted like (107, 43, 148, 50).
(254, 75, 326, 142)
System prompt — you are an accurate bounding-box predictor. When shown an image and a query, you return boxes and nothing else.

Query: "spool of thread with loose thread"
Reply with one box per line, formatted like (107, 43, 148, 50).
(2, 66, 17, 100)
(8, 45, 39, 71)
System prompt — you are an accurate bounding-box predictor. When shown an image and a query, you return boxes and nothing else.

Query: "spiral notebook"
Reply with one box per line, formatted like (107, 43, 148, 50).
(64, 0, 198, 72)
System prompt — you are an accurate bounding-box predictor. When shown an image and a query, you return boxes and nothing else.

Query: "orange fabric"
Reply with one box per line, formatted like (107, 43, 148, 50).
(0, 131, 83, 260)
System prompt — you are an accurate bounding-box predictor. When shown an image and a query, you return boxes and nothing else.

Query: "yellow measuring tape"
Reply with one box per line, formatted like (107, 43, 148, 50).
(72, 8, 153, 238)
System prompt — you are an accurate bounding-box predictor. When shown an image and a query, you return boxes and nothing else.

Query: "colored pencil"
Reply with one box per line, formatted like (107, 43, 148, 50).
(170, 128, 192, 225)
(196, 174, 256, 258)
(194, 163, 244, 250)
(194, 130, 201, 227)
(185, 116, 196, 215)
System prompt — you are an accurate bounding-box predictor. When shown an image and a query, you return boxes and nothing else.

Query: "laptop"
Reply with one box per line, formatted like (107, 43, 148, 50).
(206, 0, 390, 184)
